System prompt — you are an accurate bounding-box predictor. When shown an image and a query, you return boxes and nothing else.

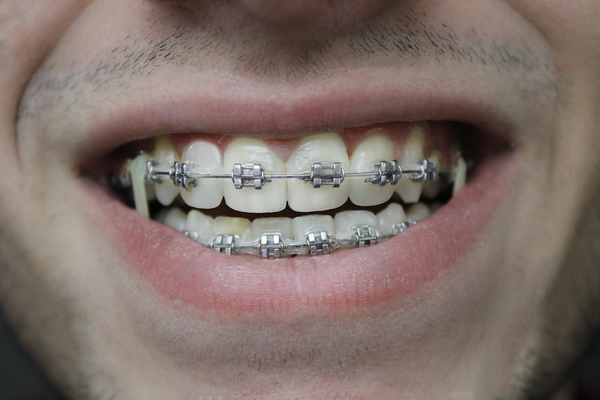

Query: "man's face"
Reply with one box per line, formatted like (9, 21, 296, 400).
(1, 1, 599, 398)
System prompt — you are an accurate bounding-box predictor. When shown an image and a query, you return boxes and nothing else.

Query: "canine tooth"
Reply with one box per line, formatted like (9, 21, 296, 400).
(422, 152, 443, 199)
(292, 215, 335, 240)
(132, 153, 151, 217)
(181, 141, 223, 209)
(287, 133, 350, 212)
(349, 134, 395, 206)
(214, 216, 252, 240)
(376, 203, 407, 235)
(406, 202, 431, 222)
(395, 128, 425, 203)
(453, 156, 467, 195)
(185, 210, 215, 242)
(251, 218, 294, 239)
(154, 137, 181, 206)
(155, 207, 187, 232)
(223, 138, 286, 213)
(334, 210, 378, 232)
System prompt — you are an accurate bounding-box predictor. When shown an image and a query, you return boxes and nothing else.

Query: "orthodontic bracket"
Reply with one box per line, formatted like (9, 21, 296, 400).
(123, 158, 444, 191)
(181, 223, 418, 258)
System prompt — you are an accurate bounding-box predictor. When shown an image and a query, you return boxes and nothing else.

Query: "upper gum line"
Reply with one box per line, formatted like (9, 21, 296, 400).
(163, 121, 460, 164)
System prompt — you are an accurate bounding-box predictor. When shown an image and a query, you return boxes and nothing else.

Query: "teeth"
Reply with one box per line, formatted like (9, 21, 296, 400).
(334, 210, 378, 232)
(349, 134, 395, 206)
(453, 156, 467, 195)
(185, 210, 215, 242)
(223, 138, 286, 213)
(153, 137, 181, 206)
(155, 207, 187, 232)
(181, 141, 223, 209)
(406, 202, 431, 222)
(251, 217, 294, 239)
(422, 152, 443, 199)
(292, 215, 335, 240)
(287, 133, 350, 212)
(376, 203, 407, 235)
(395, 127, 425, 203)
(214, 216, 252, 240)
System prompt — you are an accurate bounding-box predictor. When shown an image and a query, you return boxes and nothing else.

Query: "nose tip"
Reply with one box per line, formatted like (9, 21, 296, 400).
(238, 0, 393, 27)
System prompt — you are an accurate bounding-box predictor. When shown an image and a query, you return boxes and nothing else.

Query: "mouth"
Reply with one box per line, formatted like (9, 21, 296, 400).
(109, 122, 467, 257)
(72, 65, 516, 318)
(81, 109, 512, 317)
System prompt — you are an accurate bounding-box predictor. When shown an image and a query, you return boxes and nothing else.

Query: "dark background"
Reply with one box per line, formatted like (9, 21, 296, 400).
(0, 313, 598, 399)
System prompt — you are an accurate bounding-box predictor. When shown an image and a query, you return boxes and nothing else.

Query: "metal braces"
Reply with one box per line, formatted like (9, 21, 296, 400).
(123, 157, 443, 191)
(181, 222, 418, 259)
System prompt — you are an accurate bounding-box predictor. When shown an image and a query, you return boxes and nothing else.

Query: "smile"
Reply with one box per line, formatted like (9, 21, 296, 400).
(110, 123, 469, 258)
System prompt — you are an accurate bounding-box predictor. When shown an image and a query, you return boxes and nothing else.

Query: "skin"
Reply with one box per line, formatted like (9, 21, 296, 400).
(1, 0, 599, 399)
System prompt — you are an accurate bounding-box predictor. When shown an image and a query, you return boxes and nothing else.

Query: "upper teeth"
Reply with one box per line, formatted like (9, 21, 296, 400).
(141, 131, 444, 213)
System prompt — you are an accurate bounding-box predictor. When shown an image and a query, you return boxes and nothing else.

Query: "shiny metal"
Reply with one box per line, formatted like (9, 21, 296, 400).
(259, 232, 285, 259)
(182, 223, 418, 258)
(363, 160, 401, 186)
(233, 163, 269, 189)
(169, 161, 198, 190)
(113, 158, 449, 191)
(306, 230, 332, 256)
(353, 225, 379, 247)
(309, 162, 344, 188)
(212, 234, 238, 255)
(391, 220, 418, 234)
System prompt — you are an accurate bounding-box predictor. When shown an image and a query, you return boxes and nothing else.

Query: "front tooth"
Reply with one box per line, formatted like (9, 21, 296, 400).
(155, 207, 187, 232)
(214, 216, 252, 240)
(395, 127, 425, 203)
(154, 137, 181, 206)
(376, 203, 407, 235)
(185, 210, 215, 242)
(292, 215, 335, 240)
(287, 133, 350, 212)
(349, 134, 395, 206)
(406, 202, 431, 222)
(251, 218, 294, 239)
(180, 141, 223, 209)
(223, 138, 286, 213)
(334, 210, 378, 233)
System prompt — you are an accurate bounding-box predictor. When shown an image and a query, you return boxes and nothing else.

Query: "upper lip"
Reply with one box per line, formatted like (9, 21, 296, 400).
(75, 66, 515, 166)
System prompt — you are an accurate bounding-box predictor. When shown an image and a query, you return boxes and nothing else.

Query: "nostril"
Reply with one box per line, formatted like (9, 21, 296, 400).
(238, 0, 392, 28)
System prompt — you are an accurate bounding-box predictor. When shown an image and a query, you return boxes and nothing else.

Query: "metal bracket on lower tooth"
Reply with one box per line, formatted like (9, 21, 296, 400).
(390, 221, 418, 234)
(366, 160, 401, 186)
(213, 234, 238, 255)
(232, 163, 269, 189)
(354, 225, 379, 247)
(309, 162, 344, 188)
(259, 232, 285, 259)
(306, 230, 332, 256)
(169, 162, 198, 190)
(407, 159, 438, 182)
(183, 230, 199, 241)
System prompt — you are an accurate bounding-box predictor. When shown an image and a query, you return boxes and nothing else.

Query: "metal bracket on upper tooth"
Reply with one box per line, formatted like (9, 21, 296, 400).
(308, 162, 344, 188)
(364, 160, 401, 186)
(182, 223, 417, 258)
(233, 163, 270, 189)
(404, 159, 438, 182)
(120, 158, 444, 192)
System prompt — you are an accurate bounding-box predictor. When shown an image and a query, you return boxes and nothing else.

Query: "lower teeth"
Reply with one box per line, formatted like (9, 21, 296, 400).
(113, 153, 466, 258)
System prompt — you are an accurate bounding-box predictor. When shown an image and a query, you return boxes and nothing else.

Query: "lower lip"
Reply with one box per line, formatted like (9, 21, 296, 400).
(85, 153, 512, 318)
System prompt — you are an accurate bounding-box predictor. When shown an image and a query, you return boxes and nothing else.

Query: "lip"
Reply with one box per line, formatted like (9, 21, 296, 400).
(76, 66, 515, 166)
(81, 149, 512, 318)
(75, 66, 516, 318)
